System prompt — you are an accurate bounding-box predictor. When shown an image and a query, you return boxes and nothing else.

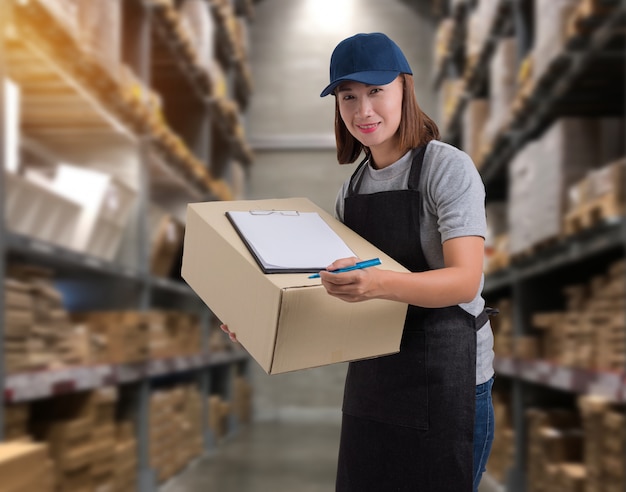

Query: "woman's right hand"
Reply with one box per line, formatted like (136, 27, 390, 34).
(220, 324, 238, 342)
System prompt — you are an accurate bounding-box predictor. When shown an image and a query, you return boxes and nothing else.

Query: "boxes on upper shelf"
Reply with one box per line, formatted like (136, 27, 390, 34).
(507, 118, 607, 256)
(50, 164, 137, 261)
(180, 0, 215, 73)
(182, 197, 410, 374)
(533, 0, 580, 83)
(484, 37, 517, 145)
(4, 171, 82, 250)
(37, 0, 82, 43)
(149, 204, 185, 277)
(462, 98, 489, 165)
(76, 0, 122, 84)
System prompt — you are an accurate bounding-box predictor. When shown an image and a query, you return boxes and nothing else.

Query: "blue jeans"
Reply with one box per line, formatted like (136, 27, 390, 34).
(473, 376, 495, 492)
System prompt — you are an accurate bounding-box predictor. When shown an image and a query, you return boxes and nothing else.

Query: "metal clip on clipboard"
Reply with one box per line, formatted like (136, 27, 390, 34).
(248, 209, 300, 216)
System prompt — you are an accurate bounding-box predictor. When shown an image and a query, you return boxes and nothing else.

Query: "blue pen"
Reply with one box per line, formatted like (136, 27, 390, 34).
(308, 258, 381, 279)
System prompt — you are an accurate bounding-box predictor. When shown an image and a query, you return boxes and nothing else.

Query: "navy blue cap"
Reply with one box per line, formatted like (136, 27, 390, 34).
(320, 32, 413, 97)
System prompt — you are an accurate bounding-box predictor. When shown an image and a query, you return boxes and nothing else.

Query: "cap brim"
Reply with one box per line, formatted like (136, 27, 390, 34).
(320, 71, 401, 97)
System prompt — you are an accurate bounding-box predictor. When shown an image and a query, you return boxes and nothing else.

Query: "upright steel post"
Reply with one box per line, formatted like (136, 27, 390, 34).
(134, 1, 156, 491)
(0, 0, 8, 443)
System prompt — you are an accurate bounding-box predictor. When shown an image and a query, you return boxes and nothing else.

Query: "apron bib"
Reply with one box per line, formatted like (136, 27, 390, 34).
(336, 146, 484, 491)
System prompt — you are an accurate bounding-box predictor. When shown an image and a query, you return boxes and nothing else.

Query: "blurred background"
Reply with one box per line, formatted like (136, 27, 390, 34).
(0, 0, 624, 491)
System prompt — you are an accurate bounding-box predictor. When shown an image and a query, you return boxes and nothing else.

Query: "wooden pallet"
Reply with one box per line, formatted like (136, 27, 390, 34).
(563, 192, 624, 236)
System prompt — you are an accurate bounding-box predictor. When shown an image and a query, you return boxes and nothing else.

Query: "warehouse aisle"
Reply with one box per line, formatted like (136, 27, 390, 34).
(161, 419, 498, 492)
(160, 421, 341, 492)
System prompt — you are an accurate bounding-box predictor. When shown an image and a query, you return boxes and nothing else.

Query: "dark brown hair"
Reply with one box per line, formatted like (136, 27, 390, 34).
(334, 74, 440, 164)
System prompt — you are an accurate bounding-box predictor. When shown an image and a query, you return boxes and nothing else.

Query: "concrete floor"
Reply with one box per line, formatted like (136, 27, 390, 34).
(161, 422, 341, 492)
(161, 420, 497, 492)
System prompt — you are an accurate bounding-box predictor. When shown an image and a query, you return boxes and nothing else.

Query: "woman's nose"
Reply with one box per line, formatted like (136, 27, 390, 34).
(356, 98, 373, 116)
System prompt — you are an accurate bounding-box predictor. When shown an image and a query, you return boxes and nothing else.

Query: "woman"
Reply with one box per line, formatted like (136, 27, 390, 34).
(320, 32, 494, 491)
(223, 32, 495, 491)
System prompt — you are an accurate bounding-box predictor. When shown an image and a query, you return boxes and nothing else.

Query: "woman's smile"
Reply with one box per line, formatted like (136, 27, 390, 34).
(356, 122, 380, 134)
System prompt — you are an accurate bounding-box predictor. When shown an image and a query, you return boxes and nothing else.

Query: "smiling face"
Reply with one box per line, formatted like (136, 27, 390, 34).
(335, 76, 404, 168)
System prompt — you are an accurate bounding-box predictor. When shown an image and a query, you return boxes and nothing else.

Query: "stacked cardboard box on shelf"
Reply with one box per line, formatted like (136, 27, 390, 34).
(464, 0, 500, 74)
(526, 408, 583, 492)
(462, 98, 489, 165)
(76, 0, 122, 83)
(89, 388, 118, 490)
(579, 396, 626, 491)
(32, 392, 98, 492)
(508, 118, 605, 256)
(531, 259, 625, 370)
(0, 441, 55, 492)
(483, 37, 517, 147)
(179, 0, 215, 74)
(5, 170, 83, 251)
(23, 388, 140, 492)
(484, 201, 509, 274)
(207, 394, 232, 442)
(114, 421, 137, 491)
(532, 0, 579, 83)
(4, 403, 30, 442)
(4, 279, 34, 374)
(73, 311, 150, 365)
(150, 386, 204, 483)
(5, 266, 85, 374)
(147, 311, 202, 359)
(233, 376, 253, 424)
(565, 157, 626, 236)
(438, 78, 465, 130)
(149, 206, 185, 278)
(434, 18, 454, 75)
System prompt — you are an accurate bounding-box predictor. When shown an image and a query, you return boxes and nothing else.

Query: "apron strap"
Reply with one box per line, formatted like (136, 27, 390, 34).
(475, 307, 498, 331)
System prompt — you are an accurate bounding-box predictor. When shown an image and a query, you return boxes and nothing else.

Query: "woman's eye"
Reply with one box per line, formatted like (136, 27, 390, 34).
(370, 88, 381, 94)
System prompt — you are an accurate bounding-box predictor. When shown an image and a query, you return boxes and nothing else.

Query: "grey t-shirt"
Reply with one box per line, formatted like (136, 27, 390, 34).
(334, 140, 495, 385)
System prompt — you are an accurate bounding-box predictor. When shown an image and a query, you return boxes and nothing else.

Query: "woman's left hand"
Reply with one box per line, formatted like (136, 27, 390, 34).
(318, 257, 380, 303)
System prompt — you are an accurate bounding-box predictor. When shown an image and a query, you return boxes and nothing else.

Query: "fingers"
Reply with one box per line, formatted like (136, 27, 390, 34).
(219, 323, 238, 342)
(326, 256, 358, 272)
(319, 269, 360, 285)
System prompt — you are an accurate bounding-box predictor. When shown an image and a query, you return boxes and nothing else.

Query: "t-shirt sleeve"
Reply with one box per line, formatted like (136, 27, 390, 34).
(423, 144, 487, 243)
(334, 180, 349, 222)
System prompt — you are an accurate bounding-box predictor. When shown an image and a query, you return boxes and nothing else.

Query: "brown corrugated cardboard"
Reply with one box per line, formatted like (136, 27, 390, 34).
(182, 197, 409, 374)
(0, 442, 54, 492)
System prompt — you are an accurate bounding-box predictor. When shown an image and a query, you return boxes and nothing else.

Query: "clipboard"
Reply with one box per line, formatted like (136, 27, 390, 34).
(225, 209, 356, 273)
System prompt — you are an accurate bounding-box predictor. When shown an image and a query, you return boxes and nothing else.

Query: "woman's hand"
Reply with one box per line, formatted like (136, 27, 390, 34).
(220, 324, 238, 342)
(319, 257, 381, 303)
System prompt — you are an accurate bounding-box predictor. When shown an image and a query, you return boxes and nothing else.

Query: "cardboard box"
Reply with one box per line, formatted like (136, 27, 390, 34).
(182, 197, 409, 374)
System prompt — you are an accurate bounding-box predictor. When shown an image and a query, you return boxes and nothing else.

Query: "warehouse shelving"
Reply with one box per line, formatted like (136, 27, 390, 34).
(1, 0, 254, 491)
(435, 1, 626, 491)
(4, 351, 249, 404)
(442, 2, 625, 188)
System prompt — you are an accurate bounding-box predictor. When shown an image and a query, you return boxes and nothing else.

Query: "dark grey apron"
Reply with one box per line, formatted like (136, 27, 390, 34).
(336, 145, 486, 491)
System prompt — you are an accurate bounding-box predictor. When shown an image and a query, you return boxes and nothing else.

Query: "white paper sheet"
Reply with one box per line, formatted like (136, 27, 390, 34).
(226, 210, 356, 273)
